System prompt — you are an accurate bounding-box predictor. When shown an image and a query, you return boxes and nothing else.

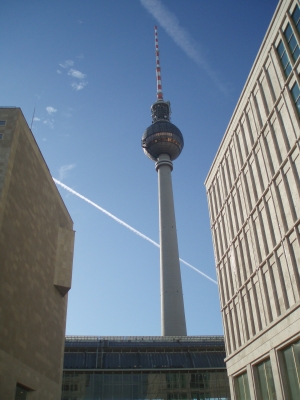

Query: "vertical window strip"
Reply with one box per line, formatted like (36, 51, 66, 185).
(281, 340, 300, 400)
(291, 81, 300, 116)
(277, 40, 292, 77)
(237, 183, 245, 226)
(217, 268, 225, 307)
(233, 300, 242, 347)
(292, 4, 300, 35)
(252, 278, 263, 331)
(284, 23, 300, 62)
(235, 371, 251, 400)
(256, 358, 277, 400)
(241, 292, 250, 340)
(228, 306, 236, 351)
(224, 311, 232, 354)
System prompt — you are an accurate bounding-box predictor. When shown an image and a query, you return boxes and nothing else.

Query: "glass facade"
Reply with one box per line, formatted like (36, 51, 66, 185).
(62, 336, 230, 400)
(256, 359, 276, 400)
(235, 372, 250, 400)
(281, 340, 300, 400)
(62, 371, 230, 400)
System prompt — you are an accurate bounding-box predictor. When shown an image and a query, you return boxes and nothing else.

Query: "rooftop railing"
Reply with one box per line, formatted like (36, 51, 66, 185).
(65, 335, 224, 343)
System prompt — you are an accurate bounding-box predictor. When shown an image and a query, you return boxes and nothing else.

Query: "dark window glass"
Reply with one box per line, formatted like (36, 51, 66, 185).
(15, 385, 29, 400)
(0, 134, 3, 140)
(281, 340, 300, 400)
(292, 5, 300, 34)
(285, 24, 293, 41)
(291, 82, 300, 116)
(284, 23, 300, 62)
(277, 40, 292, 77)
(0, 121, 6, 126)
(256, 359, 277, 400)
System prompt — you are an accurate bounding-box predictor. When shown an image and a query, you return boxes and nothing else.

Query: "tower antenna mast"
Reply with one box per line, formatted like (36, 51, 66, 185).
(155, 26, 163, 101)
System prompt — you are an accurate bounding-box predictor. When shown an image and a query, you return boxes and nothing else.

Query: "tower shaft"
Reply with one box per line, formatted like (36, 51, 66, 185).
(156, 154, 187, 336)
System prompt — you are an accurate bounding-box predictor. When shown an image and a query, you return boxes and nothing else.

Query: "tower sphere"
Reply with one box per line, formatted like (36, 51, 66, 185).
(142, 101, 184, 162)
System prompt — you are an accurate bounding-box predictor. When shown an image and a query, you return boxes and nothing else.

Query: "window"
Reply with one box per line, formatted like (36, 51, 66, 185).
(281, 340, 300, 400)
(291, 82, 300, 115)
(0, 120, 6, 126)
(235, 371, 251, 400)
(277, 41, 292, 77)
(0, 134, 3, 140)
(284, 23, 300, 61)
(292, 5, 300, 35)
(15, 384, 30, 400)
(256, 359, 277, 400)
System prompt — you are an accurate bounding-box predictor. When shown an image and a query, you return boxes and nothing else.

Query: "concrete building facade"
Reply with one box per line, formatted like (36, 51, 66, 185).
(0, 108, 75, 399)
(205, 1, 300, 399)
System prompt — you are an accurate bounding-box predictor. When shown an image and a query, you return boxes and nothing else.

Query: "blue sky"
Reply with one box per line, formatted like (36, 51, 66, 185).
(2, 0, 278, 336)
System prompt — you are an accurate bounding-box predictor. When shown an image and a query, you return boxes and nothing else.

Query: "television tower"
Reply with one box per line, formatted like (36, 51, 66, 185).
(142, 26, 187, 336)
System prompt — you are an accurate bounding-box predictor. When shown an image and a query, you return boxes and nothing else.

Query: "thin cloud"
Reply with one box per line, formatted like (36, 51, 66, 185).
(56, 69, 62, 74)
(140, 0, 228, 94)
(53, 178, 218, 285)
(59, 60, 74, 68)
(68, 68, 86, 79)
(71, 81, 88, 91)
(43, 119, 55, 129)
(33, 117, 41, 121)
(58, 164, 76, 181)
(46, 106, 57, 115)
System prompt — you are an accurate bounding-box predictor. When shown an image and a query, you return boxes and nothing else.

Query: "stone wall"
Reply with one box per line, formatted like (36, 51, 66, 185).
(0, 108, 75, 399)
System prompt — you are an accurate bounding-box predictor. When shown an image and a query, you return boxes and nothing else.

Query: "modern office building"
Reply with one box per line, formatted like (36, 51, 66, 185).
(0, 108, 75, 399)
(205, 0, 300, 399)
(61, 335, 230, 400)
(142, 26, 186, 336)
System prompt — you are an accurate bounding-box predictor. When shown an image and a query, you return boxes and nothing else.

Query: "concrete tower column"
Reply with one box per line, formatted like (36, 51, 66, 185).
(156, 153, 187, 336)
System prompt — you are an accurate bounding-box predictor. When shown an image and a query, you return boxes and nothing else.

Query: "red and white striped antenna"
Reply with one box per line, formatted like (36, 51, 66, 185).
(154, 26, 163, 101)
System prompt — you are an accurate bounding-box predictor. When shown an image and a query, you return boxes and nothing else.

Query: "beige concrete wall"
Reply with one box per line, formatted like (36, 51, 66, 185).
(205, 0, 300, 398)
(0, 108, 74, 399)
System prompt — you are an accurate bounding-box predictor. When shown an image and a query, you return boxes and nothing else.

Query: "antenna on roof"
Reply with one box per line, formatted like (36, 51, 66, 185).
(30, 107, 36, 130)
(154, 26, 163, 101)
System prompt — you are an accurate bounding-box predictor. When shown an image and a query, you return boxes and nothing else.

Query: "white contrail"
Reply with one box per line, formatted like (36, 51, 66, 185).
(53, 178, 218, 285)
(140, 0, 228, 94)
